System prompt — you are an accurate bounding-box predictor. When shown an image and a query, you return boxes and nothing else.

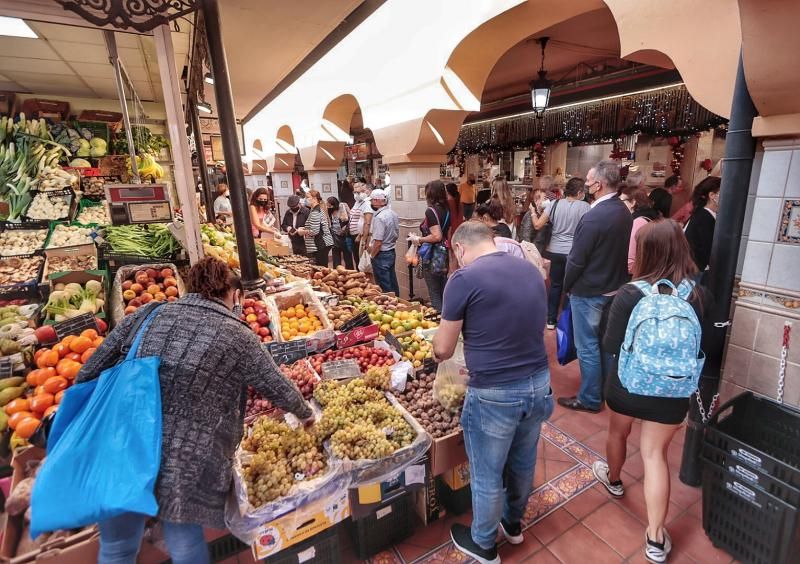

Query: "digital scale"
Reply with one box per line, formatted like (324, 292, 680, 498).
(103, 183, 173, 225)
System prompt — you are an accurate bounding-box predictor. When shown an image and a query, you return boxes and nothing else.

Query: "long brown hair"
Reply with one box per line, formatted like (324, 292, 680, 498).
(491, 178, 516, 224)
(633, 219, 700, 301)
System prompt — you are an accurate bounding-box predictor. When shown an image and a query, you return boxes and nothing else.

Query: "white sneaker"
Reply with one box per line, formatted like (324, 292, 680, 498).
(592, 461, 625, 498)
(546, 323, 556, 330)
(645, 529, 672, 563)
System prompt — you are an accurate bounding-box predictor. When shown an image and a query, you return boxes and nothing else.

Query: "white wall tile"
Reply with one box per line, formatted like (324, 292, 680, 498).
(740, 240, 773, 285)
(767, 244, 800, 291)
(785, 149, 800, 198)
(756, 150, 791, 197)
(748, 197, 783, 242)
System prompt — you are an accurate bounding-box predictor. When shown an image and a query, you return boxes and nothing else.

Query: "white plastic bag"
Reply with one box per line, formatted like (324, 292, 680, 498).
(433, 338, 469, 411)
(358, 248, 372, 273)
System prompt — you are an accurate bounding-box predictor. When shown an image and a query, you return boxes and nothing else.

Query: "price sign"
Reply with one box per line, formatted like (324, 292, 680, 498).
(0, 357, 13, 378)
(321, 359, 361, 380)
(383, 331, 403, 354)
(52, 313, 98, 341)
(335, 323, 379, 350)
(266, 339, 308, 365)
(338, 311, 371, 333)
(127, 201, 172, 223)
(305, 330, 336, 354)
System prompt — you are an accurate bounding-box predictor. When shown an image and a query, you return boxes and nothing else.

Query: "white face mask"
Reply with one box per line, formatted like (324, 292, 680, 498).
(355, 193, 365, 202)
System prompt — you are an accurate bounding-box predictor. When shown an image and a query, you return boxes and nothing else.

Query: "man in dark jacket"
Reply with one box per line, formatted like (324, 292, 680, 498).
(281, 195, 310, 255)
(560, 160, 633, 413)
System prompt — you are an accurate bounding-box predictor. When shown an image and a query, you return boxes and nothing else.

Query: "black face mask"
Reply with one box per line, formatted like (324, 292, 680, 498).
(468, 180, 475, 185)
(256, 201, 269, 207)
(289, 206, 300, 213)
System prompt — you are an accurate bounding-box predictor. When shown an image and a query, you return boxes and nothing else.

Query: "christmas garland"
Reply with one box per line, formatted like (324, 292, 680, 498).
(453, 84, 726, 155)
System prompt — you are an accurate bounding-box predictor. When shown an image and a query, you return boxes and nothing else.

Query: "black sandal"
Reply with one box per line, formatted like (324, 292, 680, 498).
(557, 396, 601, 413)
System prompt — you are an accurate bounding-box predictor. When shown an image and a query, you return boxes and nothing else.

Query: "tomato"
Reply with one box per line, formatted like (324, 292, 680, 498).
(60, 360, 81, 380)
(15, 417, 41, 440)
(80, 329, 98, 341)
(37, 349, 59, 369)
(43, 376, 68, 394)
(29, 393, 54, 414)
(69, 336, 93, 354)
(4, 398, 30, 415)
(81, 347, 96, 364)
(8, 411, 32, 430)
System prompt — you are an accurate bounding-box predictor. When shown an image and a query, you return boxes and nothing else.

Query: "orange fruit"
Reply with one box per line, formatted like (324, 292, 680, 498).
(4, 398, 30, 415)
(60, 361, 81, 380)
(15, 417, 41, 439)
(34, 385, 45, 396)
(54, 390, 65, 404)
(66, 352, 82, 363)
(43, 376, 68, 394)
(26, 369, 42, 387)
(8, 411, 32, 430)
(29, 393, 54, 414)
(60, 335, 76, 348)
(92, 337, 104, 348)
(44, 405, 58, 418)
(81, 347, 96, 364)
(56, 358, 73, 376)
(53, 343, 69, 358)
(36, 349, 59, 369)
(69, 336, 93, 354)
(80, 329, 98, 341)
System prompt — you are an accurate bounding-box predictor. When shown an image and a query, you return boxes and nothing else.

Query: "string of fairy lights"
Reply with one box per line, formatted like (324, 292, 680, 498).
(452, 84, 726, 156)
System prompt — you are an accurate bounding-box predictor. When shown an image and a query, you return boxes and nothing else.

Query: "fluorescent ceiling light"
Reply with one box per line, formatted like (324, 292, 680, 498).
(197, 100, 212, 114)
(204, 72, 214, 85)
(0, 17, 37, 39)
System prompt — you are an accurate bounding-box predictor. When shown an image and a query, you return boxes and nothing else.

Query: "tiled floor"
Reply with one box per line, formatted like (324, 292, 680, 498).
(216, 332, 737, 564)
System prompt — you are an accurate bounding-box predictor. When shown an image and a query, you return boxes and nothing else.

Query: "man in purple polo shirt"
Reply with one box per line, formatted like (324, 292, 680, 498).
(433, 221, 552, 564)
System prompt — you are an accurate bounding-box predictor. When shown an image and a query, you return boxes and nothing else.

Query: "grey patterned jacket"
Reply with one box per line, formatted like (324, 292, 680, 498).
(76, 294, 311, 528)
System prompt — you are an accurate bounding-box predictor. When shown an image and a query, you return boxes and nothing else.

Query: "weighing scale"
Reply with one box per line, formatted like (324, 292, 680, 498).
(103, 183, 173, 225)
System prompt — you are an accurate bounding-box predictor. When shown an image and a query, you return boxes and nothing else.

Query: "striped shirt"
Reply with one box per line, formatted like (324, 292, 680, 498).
(304, 206, 334, 252)
(349, 199, 371, 235)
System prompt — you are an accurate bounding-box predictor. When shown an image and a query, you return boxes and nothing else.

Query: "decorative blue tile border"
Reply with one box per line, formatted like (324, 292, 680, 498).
(778, 199, 800, 244)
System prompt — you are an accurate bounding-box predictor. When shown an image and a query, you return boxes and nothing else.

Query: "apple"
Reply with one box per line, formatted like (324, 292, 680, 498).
(244, 307, 255, 316)
(243, 298, 255, 308)
(256, 313, 269, 325)
(258, 327, 270, 337)
(249, 322, 260, 333)
(122, 280, 133, 291)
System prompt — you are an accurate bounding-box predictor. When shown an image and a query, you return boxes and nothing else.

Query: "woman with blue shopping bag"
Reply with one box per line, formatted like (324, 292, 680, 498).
(31, 258, 313, 564)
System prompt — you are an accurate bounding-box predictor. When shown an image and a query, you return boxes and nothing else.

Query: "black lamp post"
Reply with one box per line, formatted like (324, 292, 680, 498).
(530, 37, 552, 118)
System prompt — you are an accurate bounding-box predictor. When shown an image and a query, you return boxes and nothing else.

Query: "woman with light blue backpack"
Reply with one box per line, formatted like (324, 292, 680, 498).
(592, 219, 710, 564)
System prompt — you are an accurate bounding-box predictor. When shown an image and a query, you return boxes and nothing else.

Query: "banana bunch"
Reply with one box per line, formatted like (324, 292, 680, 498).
(127, 152, 164, 180)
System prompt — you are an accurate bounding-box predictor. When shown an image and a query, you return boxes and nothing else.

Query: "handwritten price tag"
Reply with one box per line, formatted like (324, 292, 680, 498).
(335, 324, 380, 350)
(266, 339, 308, 365)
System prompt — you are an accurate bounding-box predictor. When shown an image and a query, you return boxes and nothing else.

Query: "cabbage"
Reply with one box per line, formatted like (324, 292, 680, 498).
(76, 139, 91, 157)
(90, 137, 107, 149)
(69, 158, 92, 168)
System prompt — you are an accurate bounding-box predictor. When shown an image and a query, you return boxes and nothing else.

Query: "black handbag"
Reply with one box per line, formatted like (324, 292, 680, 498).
(534, 199, 559, 254)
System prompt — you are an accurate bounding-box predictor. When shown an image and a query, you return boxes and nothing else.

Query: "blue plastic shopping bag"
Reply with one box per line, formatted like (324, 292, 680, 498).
(556, 302, 577, 365)
(30, 307, 163, 537)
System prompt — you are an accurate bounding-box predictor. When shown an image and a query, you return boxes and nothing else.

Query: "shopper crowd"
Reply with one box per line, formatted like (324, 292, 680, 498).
(190, 161, 716, 564)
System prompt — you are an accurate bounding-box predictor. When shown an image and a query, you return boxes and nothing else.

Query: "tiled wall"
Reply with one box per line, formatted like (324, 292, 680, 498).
(721, 138, 800, 408)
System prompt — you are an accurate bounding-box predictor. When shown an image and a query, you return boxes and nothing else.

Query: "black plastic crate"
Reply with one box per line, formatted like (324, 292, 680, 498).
(347, 491, 415, 559)
(265, 525, 340, 564)
(704, 392, 800, 490)
(158, 532, 249, 563)
(436, 478, 472, 515)
(702, 460, 800, 564)
(702, 443, 800, 506)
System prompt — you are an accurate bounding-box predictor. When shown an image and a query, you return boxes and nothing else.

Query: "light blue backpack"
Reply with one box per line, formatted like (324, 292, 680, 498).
(619, 279, 705, 398)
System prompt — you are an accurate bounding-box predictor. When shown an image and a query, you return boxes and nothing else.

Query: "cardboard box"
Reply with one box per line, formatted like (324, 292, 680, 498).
(412, 454, 443, 525)
(442, 461, 470, 491)
(42, 244, 98, 279)
(348, 459, 427, 520)
(44, 270, 107, 324)
(251, 489, 349, 559)
(430, 429, 468, 477)
(265, 238, 291, 257)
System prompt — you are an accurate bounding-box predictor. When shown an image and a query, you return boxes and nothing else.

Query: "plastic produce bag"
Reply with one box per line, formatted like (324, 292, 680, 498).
(433, 338, 468, 411)
(327, 394, 432, 488)
(404, 242, 419, 266)
(358, 248, 372, 273)
(556, 302, 577, 365)
(30, 309, 163, 538)
(225, 407, 349, 543)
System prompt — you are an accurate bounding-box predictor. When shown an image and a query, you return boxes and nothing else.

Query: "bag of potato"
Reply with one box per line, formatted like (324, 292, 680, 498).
(433, 337, 468, 412)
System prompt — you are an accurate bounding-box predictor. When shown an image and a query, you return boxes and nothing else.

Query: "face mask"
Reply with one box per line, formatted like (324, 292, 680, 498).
(355, 193, 365, 202)
(468, 179, 475, 185)
(303, 198, 310, 207)
(256, 201, 269, 207)
(289, 206, 300, 213)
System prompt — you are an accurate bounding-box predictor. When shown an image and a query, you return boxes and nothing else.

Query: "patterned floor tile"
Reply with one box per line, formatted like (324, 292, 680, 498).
(564, 441, 604, 466)
(522, 484, 564, 526)
(412, 543, 474, 563)
(551, 465, 596, 498)
(541, 422, 574, 447)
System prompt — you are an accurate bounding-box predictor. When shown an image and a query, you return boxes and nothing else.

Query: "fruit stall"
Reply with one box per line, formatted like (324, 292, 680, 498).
(0, 104, 462, 561)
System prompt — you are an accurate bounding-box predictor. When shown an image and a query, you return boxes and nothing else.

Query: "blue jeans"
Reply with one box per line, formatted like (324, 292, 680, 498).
(99, 513, 209, 564)
(570, 294, 612, 409)
(461, 370, 553, 549)
(371, 249, 400, 295)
